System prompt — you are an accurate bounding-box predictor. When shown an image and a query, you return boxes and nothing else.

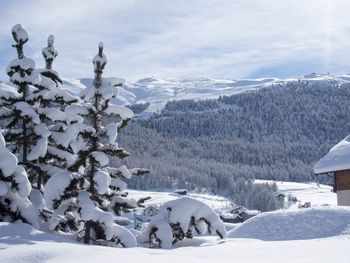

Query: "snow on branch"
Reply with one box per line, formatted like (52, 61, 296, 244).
(0, 133, 38, 227)
(105, 165, 132, 180)
(11, 24, 28, 45)
(93, 42, 107, 73)
(42, 34, 58, 69)
(38, 108, 83, 124)
(93, 170, 111, 194)
(27, 138, 48, 161)
(104, 104, 134, 119)
(91, 151, 109, 167)
(77, 192, 136, 247)
(14, 102, 40, 124)
(51, 123, 95, 148)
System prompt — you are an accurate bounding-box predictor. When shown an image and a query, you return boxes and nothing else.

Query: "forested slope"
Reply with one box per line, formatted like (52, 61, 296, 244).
(116, 80, 350, 210)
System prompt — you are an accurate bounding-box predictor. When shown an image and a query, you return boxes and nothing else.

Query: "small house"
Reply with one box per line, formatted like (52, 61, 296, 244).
(314, 135, 350, 206)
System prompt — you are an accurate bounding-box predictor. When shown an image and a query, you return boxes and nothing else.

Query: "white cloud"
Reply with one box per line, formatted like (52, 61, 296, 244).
(1, 0, 350, 81)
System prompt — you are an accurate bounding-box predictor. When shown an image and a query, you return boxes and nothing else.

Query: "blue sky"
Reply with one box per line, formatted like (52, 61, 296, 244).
(1, 0, 350, 81)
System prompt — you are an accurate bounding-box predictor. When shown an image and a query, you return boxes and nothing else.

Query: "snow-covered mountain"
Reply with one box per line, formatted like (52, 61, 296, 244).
(60, 73, 350, 112)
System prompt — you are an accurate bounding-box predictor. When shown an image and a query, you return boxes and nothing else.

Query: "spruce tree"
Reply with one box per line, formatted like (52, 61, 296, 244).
(2, 24, 42, 167)
(28, 34, 79, 191)
(1, 25, 78, 195)
(44, 43, 147, 247)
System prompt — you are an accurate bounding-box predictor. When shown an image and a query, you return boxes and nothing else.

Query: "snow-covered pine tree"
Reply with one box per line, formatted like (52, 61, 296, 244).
(0, 133, 39, 227)
(0, 24, 56, 194)
(26, 34, 80, 192)
(2, 24, 42, 166)
(44, 42, 146, 247)
(1, 25, 78, 198)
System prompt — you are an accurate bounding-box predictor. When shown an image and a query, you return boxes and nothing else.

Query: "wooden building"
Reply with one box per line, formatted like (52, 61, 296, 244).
(314, 135, 350, 206)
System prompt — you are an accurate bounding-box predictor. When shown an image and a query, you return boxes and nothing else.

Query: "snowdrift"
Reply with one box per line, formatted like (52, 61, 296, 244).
(2, 221, 350, 263)
(228, 206, 350, 241)
(0, 222, 75, 246)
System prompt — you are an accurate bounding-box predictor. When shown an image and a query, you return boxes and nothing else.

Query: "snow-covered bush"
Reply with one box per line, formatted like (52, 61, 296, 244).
(137, 197, 227, 249)
(0, 133, 39, 227)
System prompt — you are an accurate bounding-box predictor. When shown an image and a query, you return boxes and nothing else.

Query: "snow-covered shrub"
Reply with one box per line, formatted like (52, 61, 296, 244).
(0, 133, 39, 227)
(137, 197, 227, 249)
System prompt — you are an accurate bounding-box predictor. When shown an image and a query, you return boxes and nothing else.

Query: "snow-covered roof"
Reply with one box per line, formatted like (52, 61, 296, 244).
(314, 135, 350, 174)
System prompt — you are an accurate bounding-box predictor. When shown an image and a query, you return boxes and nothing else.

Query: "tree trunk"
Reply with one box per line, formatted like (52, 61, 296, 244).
(37, 161, 43, 190)
(22, 84, 28, 163)
(84, 220, 92, 244)
(85, 95, 100, 243)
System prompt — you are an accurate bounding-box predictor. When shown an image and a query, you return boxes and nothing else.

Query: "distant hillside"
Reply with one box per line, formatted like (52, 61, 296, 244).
(119, 79, 350, 195)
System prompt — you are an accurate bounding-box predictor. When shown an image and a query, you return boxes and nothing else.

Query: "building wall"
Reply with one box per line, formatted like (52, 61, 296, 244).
(333, 171, 350, 205)
(335, 170, 350, 191)
(337, 190, 350, 206)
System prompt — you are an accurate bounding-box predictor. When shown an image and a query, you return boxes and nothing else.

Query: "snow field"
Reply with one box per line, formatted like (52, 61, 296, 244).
(228, 206, 350, 240)
(1, 221, 350, 263)
(1, 181, 350, 261)
(255, 180, 336, 207)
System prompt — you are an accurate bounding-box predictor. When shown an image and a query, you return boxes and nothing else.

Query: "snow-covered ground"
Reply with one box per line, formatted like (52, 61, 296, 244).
(255, 180, 336, 207)
(128, 189, 232, 210)
(0, 182, 346, 262)
(228, 206, 350, 240)
(1, 206, 350, 263)
(2, 231, 350, 263)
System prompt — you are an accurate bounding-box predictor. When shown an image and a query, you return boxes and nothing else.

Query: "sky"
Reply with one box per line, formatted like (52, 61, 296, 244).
(1, 0, 350, 81)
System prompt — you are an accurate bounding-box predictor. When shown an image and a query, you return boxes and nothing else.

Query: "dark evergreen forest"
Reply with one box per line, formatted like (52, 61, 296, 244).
(118, 80, 350, 210)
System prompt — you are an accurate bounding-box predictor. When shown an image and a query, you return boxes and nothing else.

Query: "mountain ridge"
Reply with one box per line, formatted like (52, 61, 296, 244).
(61, 73, 350, 112)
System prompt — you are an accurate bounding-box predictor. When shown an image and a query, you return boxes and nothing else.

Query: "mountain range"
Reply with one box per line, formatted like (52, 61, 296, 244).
(60, 73, 350, 112)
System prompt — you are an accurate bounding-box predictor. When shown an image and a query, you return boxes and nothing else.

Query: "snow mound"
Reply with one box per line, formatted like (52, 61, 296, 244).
(228, 206, 350, 241)
(137, 197, 226, 248)
(0, 222, 74, 245)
